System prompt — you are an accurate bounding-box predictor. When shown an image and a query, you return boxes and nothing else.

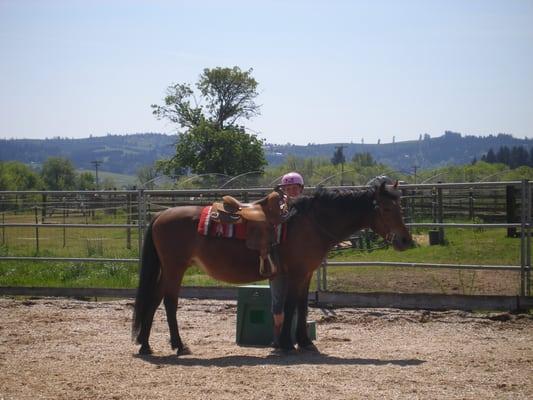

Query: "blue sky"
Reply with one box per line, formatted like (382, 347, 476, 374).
(1, 0, 532, 144)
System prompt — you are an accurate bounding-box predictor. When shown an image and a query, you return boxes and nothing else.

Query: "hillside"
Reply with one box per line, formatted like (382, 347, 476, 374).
(0, 133, 175, 175)
(1, 131, 531, 174)
(265, 131, 532, 171)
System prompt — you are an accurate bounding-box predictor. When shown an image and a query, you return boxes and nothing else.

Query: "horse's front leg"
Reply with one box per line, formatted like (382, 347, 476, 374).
(278, 283, 298, 352)
(295, 274, 318, 351)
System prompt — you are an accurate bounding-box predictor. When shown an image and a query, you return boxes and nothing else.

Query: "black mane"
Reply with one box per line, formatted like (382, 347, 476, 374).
(291, 187, 375, 216)
(290, 185, 400, 218)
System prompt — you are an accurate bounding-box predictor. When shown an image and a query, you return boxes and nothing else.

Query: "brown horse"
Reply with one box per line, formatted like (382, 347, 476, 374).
(132, 182, 413, 355)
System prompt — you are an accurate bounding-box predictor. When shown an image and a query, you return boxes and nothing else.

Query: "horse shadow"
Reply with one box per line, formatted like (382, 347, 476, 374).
(136, 351, 426, 368)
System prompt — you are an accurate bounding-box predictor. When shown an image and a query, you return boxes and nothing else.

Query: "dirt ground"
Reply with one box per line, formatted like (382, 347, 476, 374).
(0, 297, 532, 400)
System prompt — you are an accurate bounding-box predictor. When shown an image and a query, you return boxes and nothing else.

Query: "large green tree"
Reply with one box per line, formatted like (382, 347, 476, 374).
(41, 157, 77, 190)
(152, 67, 266, 176)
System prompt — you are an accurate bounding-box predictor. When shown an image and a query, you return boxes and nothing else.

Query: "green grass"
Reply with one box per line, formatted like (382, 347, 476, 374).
(329, 227, 520, 266)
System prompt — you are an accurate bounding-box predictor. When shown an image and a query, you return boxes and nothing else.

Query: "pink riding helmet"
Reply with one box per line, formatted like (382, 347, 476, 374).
(281, 172, 304, 186)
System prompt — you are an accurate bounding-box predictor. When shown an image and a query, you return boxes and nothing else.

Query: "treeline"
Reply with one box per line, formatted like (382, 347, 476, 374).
(479, 146, 533, 169)
(0, 158, 117, 191)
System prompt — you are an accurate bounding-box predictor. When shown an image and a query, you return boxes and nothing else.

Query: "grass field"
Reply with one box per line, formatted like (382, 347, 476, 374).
(0, 210, 530, 295)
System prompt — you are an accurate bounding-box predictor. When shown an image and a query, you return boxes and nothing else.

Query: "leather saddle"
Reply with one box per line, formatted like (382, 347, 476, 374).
(210, 190, 288, 277)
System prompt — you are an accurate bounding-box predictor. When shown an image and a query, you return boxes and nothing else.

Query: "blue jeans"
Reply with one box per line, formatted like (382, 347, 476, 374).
(269, 271, 288, 315)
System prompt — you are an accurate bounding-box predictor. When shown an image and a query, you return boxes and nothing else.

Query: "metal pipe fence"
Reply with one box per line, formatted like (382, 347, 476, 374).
(0, 181, 531, 297)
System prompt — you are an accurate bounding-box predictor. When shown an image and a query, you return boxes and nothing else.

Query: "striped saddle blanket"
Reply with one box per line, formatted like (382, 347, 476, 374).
(197, 206, 286, 243)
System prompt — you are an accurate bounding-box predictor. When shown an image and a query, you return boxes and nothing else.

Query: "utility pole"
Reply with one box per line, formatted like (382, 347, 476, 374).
(91, 160, 103, 189)
(413, 165, 418, 184)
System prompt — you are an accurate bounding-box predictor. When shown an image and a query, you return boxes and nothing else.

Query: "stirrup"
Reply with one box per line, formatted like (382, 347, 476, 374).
(259, 255, 278, 277)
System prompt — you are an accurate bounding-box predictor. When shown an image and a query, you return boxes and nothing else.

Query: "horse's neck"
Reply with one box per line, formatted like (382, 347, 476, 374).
(310, 192, 373, 245)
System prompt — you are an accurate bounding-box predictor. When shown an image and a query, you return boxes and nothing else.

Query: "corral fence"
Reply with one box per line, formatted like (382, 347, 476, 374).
(0, 181, 532, 309)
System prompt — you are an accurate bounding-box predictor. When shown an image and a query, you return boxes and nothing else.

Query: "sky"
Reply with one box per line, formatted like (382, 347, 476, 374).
(1, 0, 532, 145)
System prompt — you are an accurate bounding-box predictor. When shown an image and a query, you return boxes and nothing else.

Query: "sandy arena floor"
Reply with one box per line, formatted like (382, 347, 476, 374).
(0, 297, 532, 400)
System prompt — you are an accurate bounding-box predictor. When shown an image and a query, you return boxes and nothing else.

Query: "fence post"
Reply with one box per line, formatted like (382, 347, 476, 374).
(34, 206, 39, 254)
(62, 197, 66, 247)
(520, 180, 527, 297)
(126, 193, 131, 250)
(527, 180, 531, 297)
(42, 194, 47, 223)
(137, 189, 145, 271)
(506, 185, 517, 237)
(469, 189, 474, 221)
(432, 187, 437, 223)
(437, 183, 445, 244)
(1, 212, 5, 245)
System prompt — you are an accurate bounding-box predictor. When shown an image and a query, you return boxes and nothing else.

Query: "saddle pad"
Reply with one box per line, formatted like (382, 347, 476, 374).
(197, 206, 287, 242)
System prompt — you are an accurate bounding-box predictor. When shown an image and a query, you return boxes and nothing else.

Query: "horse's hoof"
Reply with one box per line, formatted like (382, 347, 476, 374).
(298, 343, 320, 353)
(138, 345, 153, 355)
(269, 347, 296, 357)
(177, 346, 192, 356)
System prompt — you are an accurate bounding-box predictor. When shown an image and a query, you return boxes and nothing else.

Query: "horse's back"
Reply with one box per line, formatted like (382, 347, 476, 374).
(151, 205, 202, 267)
(151, 205, 263, 283)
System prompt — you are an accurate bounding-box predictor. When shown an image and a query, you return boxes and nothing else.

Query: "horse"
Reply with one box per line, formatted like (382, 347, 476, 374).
(132, 181, 413, 355)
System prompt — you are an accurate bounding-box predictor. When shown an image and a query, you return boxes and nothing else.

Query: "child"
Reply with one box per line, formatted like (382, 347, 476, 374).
(270, 171, 304, 348)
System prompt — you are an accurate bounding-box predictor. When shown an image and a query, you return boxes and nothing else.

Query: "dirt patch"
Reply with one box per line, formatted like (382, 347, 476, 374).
(1, 297, 532, 400)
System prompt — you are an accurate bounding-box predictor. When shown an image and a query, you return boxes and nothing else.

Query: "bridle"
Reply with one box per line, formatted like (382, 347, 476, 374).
(371, 195, 400, 244)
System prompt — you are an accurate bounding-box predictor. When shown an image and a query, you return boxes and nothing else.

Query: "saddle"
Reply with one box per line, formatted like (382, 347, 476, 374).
(210, 191, 288, 277)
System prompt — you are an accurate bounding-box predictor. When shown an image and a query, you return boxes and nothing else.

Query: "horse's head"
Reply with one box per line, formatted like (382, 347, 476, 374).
(369, 181, 413, 251)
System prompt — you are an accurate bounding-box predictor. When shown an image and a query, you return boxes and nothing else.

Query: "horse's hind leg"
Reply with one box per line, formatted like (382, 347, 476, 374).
(162, 263, 190, 356)
(164, 294, 190, 355)
(137, 284, 164, 355)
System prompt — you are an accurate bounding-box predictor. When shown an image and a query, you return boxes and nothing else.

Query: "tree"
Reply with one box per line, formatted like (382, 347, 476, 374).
(41, 157, 76, 190)
(137, 165, 158, 189)
(152, 67, 266, 175)
(172, 121, 265, 175)
(77, 172, 95, 190)
(510, 146, 529, 169)
(0, 161, 42, 190)
(496, 146, 511, 166)
(331, 146, 345, 166)
(352, 152, 376, 167)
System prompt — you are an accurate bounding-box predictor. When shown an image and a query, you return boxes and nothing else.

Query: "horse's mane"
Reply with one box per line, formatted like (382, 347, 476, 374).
(290, 187, 373, 217)
(289, 185, 400, 219)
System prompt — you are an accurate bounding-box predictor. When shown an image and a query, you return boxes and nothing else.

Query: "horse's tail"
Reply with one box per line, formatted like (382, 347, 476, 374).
(132, 217, 160, 343)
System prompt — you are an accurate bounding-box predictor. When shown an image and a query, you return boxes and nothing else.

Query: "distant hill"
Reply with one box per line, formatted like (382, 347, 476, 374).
(1, 131, 531, 174)
(265, 131, 532, 171)
(0, 133, 175, 175)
